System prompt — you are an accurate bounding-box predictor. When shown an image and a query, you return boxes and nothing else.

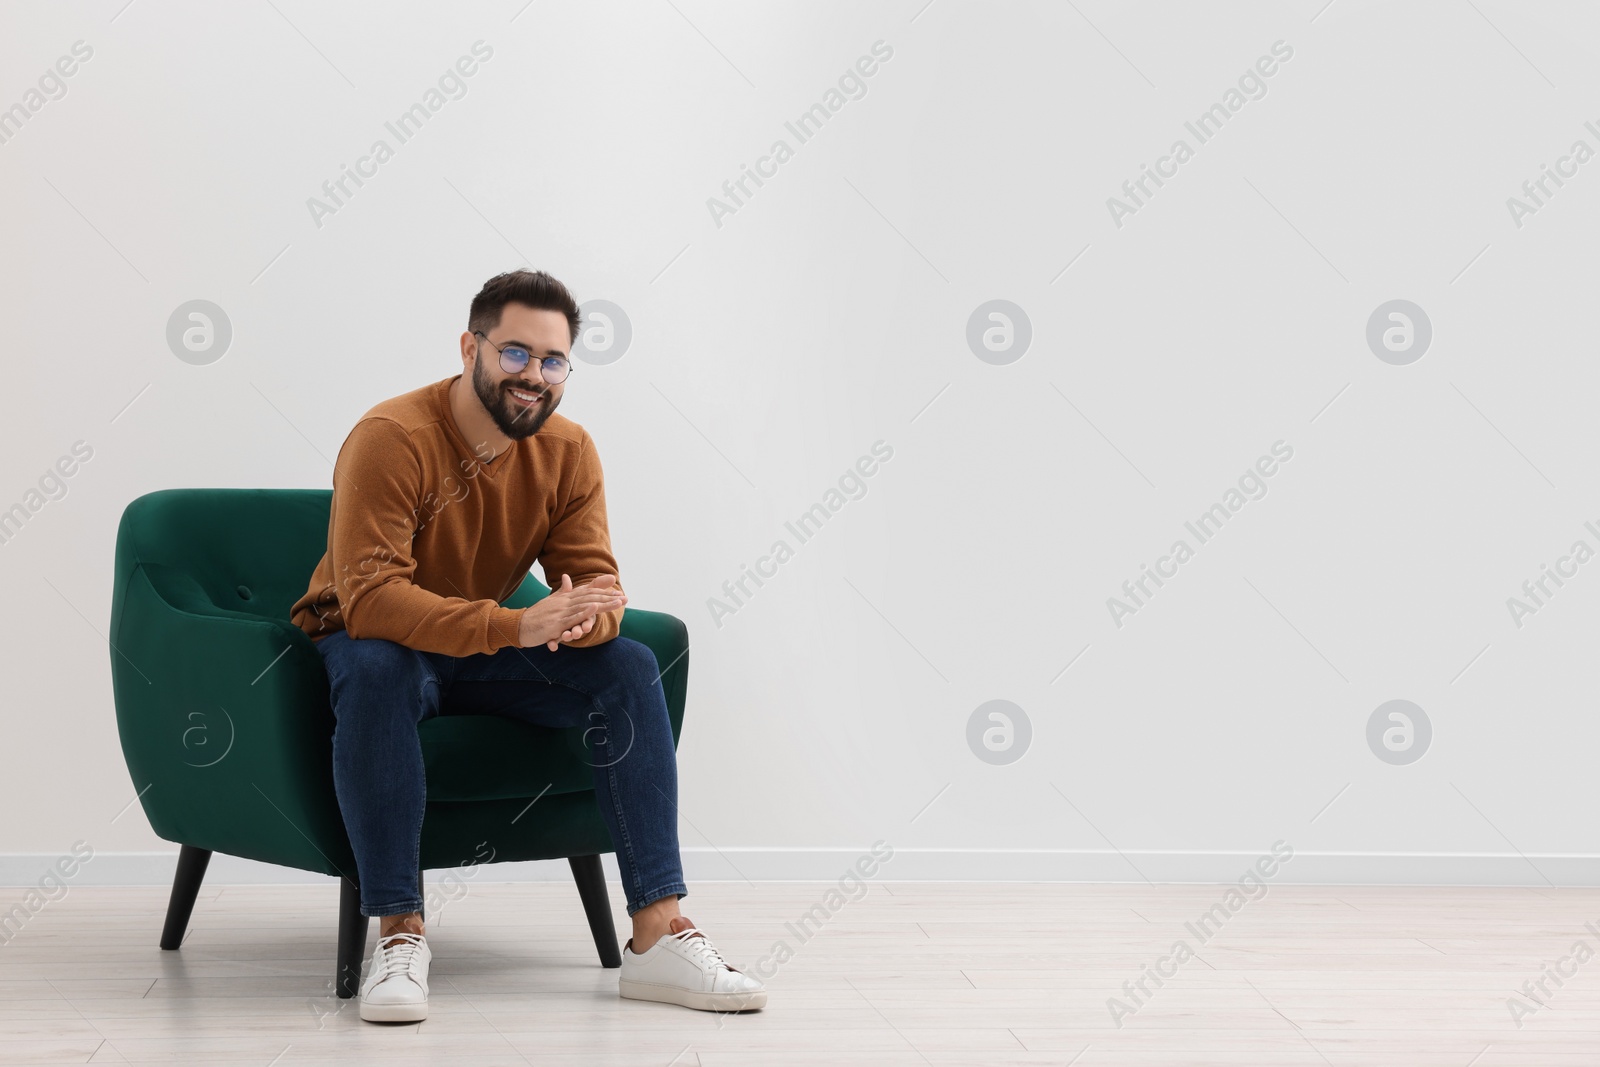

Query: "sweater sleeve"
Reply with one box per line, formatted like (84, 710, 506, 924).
(329, 417, 527, 656)
(538, 429, 625, 648)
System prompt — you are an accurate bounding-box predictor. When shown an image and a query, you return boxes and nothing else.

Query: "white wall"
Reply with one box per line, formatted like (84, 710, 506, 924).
(3, 0, 1598, 886)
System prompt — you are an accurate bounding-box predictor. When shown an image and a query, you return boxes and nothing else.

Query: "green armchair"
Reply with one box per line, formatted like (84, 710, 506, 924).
(108, 488, 689, 997)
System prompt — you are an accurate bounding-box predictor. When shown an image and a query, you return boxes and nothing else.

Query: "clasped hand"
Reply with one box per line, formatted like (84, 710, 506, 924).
(516, 573, 627, 651)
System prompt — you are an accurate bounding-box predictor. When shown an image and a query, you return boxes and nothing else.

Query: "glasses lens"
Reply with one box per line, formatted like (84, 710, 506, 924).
(498, 346, 532, 374)
(541, 358, 571, 384)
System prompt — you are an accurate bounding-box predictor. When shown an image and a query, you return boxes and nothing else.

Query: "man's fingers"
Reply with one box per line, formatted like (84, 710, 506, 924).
(557, 585, 624, 604)
(569, 591, 624, 609)
(571, 588, 626, 607)
(562, 575, 619, 597)
(542, 582, 627, 647)
(562, 595, 626, 618)
(551, 610, 601, 646)
(560, 601, 614, 623)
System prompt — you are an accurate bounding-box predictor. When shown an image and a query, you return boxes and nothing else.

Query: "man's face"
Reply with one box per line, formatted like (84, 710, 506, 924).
(468, 303, 569, 439)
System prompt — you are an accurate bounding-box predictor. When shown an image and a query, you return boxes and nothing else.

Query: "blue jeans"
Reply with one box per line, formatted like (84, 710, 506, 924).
(314, 629, 688, 919)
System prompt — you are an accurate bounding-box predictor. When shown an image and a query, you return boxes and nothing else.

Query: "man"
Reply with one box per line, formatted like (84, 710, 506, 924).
(289, 269, 765, 1023)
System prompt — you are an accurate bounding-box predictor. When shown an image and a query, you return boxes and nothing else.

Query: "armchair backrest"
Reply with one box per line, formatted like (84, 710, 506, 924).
(112, 488, 335, 625)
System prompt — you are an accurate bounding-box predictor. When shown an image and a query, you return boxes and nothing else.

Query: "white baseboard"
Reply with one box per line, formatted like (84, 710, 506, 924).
(2, 848, 1599, 887)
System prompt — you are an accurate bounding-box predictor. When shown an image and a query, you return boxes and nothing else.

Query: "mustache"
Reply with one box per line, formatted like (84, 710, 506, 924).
(506, 387, 551, 425)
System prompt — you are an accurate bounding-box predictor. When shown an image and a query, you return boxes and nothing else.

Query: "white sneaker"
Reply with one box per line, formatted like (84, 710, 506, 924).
(619, 915, 767, 1012)
(359, 932, 431, 1022)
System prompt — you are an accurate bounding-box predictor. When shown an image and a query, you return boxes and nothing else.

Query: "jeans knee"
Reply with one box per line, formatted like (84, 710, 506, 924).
(607, 637, 662, 688)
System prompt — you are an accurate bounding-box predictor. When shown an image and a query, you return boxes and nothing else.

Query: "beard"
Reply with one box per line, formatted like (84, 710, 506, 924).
(473, 356, 558, 439)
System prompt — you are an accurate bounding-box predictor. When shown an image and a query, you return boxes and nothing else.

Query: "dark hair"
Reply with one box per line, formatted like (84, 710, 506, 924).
(467, 269, 581, 346)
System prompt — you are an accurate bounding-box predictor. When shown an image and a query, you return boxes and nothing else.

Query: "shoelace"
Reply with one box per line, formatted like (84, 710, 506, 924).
(373, 933, 427, 984)
(672, 927, 733, 971)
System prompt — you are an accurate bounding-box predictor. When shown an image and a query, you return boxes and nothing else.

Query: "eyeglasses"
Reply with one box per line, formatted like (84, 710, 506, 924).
(474, 330, 573, 384)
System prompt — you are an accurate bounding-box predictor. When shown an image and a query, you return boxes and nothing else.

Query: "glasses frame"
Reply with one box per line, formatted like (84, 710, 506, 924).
(473, 330, 573, 385)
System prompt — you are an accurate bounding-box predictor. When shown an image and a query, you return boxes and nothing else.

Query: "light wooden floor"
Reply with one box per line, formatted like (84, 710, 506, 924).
(1, 879, 1598, 1065)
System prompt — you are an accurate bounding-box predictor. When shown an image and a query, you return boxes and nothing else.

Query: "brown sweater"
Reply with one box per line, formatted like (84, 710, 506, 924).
(289, 374, 624, 657)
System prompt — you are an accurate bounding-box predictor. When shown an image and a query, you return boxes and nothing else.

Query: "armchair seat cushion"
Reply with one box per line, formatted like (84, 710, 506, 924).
(419, 716, 593, 802)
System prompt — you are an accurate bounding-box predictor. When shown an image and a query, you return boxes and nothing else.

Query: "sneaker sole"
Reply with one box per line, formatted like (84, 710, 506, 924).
(619, 979, 766, 1012)
(359, 999, 429, 1022)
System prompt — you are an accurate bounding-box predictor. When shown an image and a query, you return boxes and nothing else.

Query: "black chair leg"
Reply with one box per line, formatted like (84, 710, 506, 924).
(159, 845, 211, 950)
(336, 877, 369, 999)
(569, 854, 621, 967)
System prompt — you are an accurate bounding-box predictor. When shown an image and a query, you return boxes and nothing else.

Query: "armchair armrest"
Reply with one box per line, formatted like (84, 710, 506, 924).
(501, 574, 689, 747)
(109, 561, 356, 878)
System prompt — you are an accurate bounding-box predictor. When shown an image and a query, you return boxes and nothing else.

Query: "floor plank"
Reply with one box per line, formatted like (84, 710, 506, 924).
(0, 880, 1593, 1065)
